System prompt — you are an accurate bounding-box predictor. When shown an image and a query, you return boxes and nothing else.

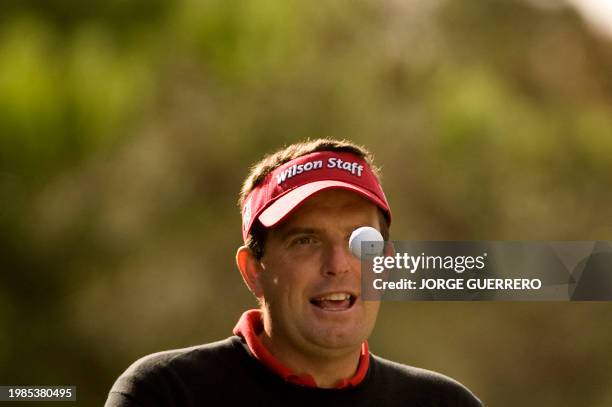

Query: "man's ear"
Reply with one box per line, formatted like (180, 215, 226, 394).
(236, 246, 264, 298)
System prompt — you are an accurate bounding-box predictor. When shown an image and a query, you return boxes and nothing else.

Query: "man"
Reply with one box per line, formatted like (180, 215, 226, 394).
(105, 139, 483, 406)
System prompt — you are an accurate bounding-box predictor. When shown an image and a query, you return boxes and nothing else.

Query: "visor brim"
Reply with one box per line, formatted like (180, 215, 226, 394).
(258, 180, 390, 228)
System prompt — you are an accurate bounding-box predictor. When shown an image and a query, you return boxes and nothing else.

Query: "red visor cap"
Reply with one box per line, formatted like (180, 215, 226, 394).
(241, 151, 391, 242)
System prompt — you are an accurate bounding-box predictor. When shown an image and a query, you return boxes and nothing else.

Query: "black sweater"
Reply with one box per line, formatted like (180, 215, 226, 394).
(105, 336, 483, 407)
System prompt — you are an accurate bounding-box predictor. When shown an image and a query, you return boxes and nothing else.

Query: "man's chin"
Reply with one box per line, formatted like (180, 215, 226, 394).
(302, 324, 371, 353)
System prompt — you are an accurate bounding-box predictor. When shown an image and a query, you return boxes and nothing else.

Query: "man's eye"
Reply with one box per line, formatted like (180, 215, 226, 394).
(293, 236, 316, 245)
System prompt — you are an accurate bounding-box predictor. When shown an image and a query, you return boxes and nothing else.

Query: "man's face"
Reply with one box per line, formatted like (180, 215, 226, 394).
(257, 189, 382, 359)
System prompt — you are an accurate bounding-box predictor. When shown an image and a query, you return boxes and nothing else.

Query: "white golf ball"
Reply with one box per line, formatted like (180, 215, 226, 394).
(349, 226, 384, 259)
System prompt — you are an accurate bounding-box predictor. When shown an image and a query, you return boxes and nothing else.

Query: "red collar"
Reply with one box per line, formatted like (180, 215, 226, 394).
(233, 309, 370, 389)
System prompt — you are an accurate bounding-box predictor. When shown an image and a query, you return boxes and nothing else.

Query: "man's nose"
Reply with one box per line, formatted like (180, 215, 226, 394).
(322, 241, 353, 277)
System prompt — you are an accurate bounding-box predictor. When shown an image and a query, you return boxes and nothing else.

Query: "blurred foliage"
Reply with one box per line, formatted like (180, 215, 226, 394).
(1, 0, 611, 405)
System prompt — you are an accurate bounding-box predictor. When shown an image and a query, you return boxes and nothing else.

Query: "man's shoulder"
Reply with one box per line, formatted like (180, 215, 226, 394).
(370, 354, 483, 406)
(105, 337, 243, 406)
(371, 353, 468, 386)
(120, 336, 239, 378)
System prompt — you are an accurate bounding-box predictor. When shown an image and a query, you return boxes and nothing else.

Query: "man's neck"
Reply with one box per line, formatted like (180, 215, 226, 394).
(258, 331, 362, 388)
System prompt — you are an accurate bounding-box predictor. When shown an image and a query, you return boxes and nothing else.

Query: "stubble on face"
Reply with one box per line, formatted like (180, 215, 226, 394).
(257, 189, 382, 362)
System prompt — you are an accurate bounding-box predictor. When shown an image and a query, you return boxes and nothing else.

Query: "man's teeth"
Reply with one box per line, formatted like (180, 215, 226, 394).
(317, 293, 351, 301)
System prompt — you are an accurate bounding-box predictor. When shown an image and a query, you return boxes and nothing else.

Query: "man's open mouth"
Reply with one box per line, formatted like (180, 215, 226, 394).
(309, 293, 356, 310)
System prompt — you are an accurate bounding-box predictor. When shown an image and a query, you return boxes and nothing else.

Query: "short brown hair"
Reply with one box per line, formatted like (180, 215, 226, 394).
(239, 138, 389, 258)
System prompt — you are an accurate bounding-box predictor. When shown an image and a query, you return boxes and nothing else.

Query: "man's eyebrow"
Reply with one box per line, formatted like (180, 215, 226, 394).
(280, 223, 375, 239)
(278, 227, 320, 239)
(346, 224, 368, 233)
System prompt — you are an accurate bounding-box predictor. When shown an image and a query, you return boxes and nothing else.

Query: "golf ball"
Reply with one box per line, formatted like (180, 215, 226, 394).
(349, 226, 384, 259)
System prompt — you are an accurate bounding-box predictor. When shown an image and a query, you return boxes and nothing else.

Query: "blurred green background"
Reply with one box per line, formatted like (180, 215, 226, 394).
(1, 0, 611, 405)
